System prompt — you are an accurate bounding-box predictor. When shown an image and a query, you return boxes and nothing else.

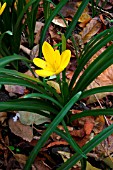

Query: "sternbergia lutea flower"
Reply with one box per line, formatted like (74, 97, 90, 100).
(33, 41, 71, 77)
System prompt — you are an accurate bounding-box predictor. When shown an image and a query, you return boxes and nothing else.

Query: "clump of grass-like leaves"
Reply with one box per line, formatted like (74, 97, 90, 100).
(1, 0, 113, 170)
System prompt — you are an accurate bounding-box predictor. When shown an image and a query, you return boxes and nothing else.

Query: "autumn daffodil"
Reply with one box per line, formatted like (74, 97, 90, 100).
(33, 41, 71, 77)
(0, 2, 6, 15)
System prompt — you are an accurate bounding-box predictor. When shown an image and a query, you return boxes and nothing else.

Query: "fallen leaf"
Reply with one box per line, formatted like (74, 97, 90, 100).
(80, 17, 102, 43)
(60, 2, 78, 18)
(52, 17, 68, 27)
(0, 112, 7, 123)
(57, 151, 71, 162)
(30, 44, 39, 59)
(5, 85, 26, 95)
(9, 119, 33, 142)
(70, 128, 85, 137)
(46, 141, 69, 148)
(86, 47, 113, 103)
(49, 25, 61, 41)
(47, 81, 61, 93)
(84, 117, 94, 135)
(86, 161, 101, 170)
(14, 154, 27, 165)
(18, 111, 50, 125)
(103, 156, 113, 169)
(34, 22, 44, 44)
(20, 45, 31, 55)
(96, 135, 113, 156)
(34, 21, 44, 33)
(34, 160, 51, 170)
(93, 115, 105, 134)
(78, 12, 91, 23)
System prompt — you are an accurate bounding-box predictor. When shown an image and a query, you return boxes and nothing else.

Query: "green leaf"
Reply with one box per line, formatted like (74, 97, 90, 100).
(0, 54, 31, 68)
(24, 91, 82, 170)
(0, 98, 58, 117)
(0, 76, 49, 95)
(39, 0, 68, 57)
(0, 31, 13, 56)
(0, 68, 63, 102)
(71, 44, 113, 95)
(80, 85, 113, 100)
(26, 0, 40, 47)
(69, 28, 113, 90)
(70, 108, 113, 122)
(24, 93, 63, 108)
(58, 123, 113, 170)
(65, 0, 90, 40)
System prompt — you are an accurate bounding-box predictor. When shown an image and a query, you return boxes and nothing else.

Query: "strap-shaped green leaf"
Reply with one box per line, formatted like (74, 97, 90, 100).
(24, 91, 82, 170)
(0, 54, 31, 67)
(80, 85, 113, 99)
(58, 123, 113, 170)
(65, 0, 90, 40)
(39, 0, 68, 57)
(0, 98, 58, 117)
(71, 44, 113, 95)
(70, 108, 113, 122)
(0, 68, 63, 102)
(69, 28, 113, 90)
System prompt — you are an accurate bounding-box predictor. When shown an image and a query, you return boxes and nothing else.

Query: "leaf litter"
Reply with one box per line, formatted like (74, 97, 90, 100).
(1, 0, 113, 169)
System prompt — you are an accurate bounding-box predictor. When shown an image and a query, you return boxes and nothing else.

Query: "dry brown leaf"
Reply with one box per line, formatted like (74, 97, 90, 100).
(9, 119, 33, 142)
(95, 134, 113, 156)
(60, 2, 78, 18)
(5, 85, 26, 95)
(52, 17, 68, 27)
(70, 129, 85, 137)
(34, 159, 51, 170)
(58, 151, 71, 162)
(93, 115, 105, 134)
(34, 21, 44, 33)
(34, 22, 44, 44)
(83, 47, 113, 104)
(0, 112, 7, 123)
(49, 25, 61, 41)
(86, 162, 101, 170)
(46, 141, 69, 148)
(14, 154, 27, 165)
(84, 117, 94, 135)
(74, 135, 90, 147)
(80, 17, 101, 43)
(103, 156, 113, 169)
(20, 45, 31, 55)
(30, 44, 39, 59)
(78, 12, 91, 23)
(60, 1, 90, 21)
(18, 111, 50, 125)
(47, 81, 61, 93)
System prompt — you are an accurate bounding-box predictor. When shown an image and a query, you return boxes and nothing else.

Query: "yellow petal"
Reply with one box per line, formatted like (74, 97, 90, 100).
(54, 50, 61, 70)
(33, 58, 47, 69)
(55, 67, 64, 75)
(60, 50, 71, 68)
(56, 50, 71, 74)
(42, 42, 55, 67)
(0, 2, 6, 15)
(35, 69, 55, 77)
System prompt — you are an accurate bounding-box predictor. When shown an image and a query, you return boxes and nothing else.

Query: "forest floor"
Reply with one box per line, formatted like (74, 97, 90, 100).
(1, 0, 113, 169)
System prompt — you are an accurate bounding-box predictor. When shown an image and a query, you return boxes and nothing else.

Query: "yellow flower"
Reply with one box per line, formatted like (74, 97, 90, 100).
(0, 2, 6, 15)
(33, 42, 71, 77)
